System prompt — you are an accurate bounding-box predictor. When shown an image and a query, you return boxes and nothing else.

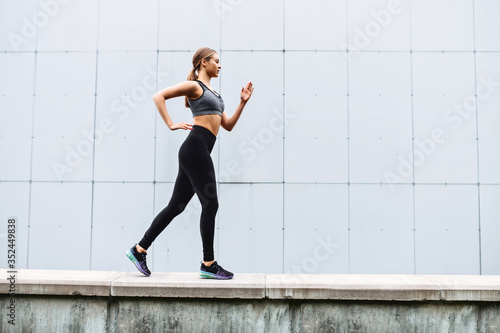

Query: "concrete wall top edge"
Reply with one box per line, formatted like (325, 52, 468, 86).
(2, 269, 500, 301)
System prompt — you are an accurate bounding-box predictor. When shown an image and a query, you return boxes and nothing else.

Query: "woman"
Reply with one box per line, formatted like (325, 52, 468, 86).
(126, 47, 254, 279)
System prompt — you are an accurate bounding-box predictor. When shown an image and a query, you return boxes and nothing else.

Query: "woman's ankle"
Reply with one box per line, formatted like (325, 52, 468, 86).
(203, 260, 215, 266)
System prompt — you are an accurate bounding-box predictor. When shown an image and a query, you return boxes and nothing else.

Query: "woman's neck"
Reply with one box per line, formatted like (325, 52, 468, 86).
(197, 73, 212, 88)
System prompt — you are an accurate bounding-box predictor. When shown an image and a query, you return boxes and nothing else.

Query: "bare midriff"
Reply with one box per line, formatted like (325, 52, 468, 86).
(193, 114, 222, 136)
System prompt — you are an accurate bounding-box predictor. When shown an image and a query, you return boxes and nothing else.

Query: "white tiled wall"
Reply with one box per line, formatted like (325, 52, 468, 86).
(0, 0, 498, 275)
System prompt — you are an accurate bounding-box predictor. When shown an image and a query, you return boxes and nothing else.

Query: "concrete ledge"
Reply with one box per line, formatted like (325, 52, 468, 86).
(425, 275, 500, 302)
(2, 269, 126, 297)
(266, 274, 441, 301)
(111, 272, 266, 299)
(2, 269, 500, 301)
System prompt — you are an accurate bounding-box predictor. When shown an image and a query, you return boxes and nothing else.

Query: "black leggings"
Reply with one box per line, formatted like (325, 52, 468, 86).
(138, 125, 218, 261)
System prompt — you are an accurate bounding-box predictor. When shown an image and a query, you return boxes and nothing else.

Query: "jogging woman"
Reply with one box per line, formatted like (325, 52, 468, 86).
(126, 47, 254, 279)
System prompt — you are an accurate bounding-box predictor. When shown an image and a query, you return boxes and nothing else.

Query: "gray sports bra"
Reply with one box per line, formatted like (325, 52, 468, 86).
(187, 80, 225, 117)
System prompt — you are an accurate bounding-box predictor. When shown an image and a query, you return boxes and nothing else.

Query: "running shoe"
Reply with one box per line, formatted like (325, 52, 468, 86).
(199, 261, 234, 280)
(125, 244, 151, 276)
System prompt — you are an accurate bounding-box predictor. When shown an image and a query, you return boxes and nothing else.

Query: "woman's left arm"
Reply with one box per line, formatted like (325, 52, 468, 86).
(221, 82, 254, 132)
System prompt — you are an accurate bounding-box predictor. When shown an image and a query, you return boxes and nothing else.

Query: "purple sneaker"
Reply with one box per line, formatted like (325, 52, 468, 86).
(200, 261, 234, 280)
(126, 244, 151, 276)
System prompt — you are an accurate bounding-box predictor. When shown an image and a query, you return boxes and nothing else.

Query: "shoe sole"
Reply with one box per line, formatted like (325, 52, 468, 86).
(125, 250, 151, 276)
(199, 271, 233, 280)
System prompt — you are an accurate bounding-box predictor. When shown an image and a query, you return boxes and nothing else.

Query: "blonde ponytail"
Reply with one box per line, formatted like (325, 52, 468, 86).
(185, 47, 217, 108)
(185, 68, 198, 107)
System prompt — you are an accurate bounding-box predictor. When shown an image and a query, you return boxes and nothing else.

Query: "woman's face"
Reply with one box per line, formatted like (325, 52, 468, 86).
(204, 53, 221, 78)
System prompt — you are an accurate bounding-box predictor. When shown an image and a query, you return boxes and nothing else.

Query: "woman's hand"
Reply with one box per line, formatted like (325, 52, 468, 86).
(168, 122, 193, 131)
(240, 82, 254, 103)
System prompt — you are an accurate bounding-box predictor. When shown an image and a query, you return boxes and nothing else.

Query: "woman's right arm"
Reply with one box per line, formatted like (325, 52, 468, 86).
(152, 81, 199, 130)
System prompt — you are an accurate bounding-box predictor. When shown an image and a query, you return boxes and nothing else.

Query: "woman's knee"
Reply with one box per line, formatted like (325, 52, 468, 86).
(202, 197, 219, 213)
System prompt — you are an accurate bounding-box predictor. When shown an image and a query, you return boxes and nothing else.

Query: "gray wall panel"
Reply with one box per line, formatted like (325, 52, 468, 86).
(28, 182, 92, 270)
(0, 0, 38, 51)
(412, 53, 478, 184)
(480, 186, 500, 275)
(475, 0, 500, 51)
(411, 0, 474, 51)
(93, 52, 157, 182)
(347, 0, 411, 51)
(159, 0, 220, 50)
(32, 52, 96, 182)
(350, 184, 414, 274)
(98, 0, 158, 51)
(349, 52, 413, 183)
(91, 183, 154, 271)
(36, 0, 99, 52)
(221, 0, 283, 50)
(218, 184, 283, 273)
(285, 0, 346, 50)
(415, 185, 480, 274)
(477, 53, 500, 183)
(284, 184, 349, 274)
(219, 52, 284, 183)
(284, 52, 348, 183)
(0, 53, 35, 181)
